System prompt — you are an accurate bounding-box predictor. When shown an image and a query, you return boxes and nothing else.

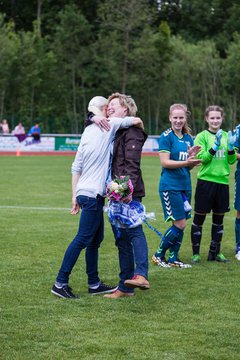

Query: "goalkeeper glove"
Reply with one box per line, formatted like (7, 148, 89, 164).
(212, 129, 222, 151)
(228, 130, 237, 151)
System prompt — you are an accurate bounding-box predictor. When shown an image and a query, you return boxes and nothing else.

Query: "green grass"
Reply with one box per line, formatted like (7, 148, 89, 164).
(0, 155, 239, 360)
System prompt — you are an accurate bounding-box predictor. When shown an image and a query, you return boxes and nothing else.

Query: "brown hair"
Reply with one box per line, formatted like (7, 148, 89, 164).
(205, 105, 224, 119)
(108, 92, 137, 116)
(169, 103, 191, 134)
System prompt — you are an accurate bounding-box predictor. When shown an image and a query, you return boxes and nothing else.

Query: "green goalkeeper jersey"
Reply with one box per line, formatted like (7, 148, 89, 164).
(194, 129, 236, 185)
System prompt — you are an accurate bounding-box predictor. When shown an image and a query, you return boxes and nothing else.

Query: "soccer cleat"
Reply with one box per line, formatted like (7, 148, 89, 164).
(216, 253, 230, 263)
(235, 251, 240, 261)
(103, 289, 135, 299)
(207, 251, 216, 261)
(88, 282, 118, 295)
(168, 259, 192, 268)
(152, 254, 171, 268)
(191, 254, 201, 264)
(51, 285, 78, 299)
(124, 275, 150, 290)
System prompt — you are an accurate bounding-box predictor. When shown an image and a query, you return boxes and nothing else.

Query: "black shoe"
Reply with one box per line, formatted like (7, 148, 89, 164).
(51, 284, 78, 299)
(207, 251, 216, 261)
(88, 282, 118, 295)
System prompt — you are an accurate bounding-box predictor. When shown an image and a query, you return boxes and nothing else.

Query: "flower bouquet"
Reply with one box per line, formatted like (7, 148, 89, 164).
(106, 175, 133, 203)
(105, 176, 155, 229)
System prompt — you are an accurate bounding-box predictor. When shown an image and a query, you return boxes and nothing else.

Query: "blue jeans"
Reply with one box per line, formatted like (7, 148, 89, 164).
(112, 198, 149, 293)
(56, 195, 104, 286)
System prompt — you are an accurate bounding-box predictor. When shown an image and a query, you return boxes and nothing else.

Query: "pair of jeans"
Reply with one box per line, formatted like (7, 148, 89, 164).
(56, 195, 104, 286)
(112, 198, 149, 293)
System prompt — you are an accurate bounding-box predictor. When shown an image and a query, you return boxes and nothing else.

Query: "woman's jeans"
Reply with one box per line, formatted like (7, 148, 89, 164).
(112, 197, 149, 293)
(56, 195, 104, 286)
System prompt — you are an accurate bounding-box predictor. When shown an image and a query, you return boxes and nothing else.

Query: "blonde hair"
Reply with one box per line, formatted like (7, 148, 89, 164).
(88, 96, 108, 116)
(108, 92, 137, 116)
(169, 103, 191, 134)
(205, 105, 224, 119)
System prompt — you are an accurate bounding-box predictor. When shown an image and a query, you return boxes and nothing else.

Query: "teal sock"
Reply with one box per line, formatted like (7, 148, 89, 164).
(235, 218, 240, 252)
(170, 231, 184, 261)
(169, 230, 184, 262)
(168, 250, 175, 263)
(156, 225, 183, 259)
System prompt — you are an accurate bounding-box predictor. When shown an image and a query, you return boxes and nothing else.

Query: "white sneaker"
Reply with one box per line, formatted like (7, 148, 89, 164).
(235, 251, 240, 261)
(168, 260, 192, 269)
(152, 255, 171, 268)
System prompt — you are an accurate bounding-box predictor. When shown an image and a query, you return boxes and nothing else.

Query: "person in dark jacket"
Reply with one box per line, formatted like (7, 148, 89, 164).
(89, 93, 149, 298)
(103, 93, 149, 299)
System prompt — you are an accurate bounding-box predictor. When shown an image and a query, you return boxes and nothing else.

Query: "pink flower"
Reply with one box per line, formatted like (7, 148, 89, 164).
(127, 179, 134, 194)
(106, 176, 134, 202)
(112, 192, 121, 201)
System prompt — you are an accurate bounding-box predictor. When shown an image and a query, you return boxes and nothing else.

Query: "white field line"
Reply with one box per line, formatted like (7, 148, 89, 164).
(0, 205, 70, 211)
(0, 205, 236, 220)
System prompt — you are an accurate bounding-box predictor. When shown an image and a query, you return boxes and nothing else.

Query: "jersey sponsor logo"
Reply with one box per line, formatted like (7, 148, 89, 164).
(179, 151, 188, 161)
(215, 148, 226, 158)
(163, 128, 172, 137)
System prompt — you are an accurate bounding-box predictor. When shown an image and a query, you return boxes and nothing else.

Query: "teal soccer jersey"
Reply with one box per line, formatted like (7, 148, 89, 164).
(158, 128, 194, 191)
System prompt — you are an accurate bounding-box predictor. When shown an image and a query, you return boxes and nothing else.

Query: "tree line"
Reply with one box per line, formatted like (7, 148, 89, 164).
(0, 0, 240, 135)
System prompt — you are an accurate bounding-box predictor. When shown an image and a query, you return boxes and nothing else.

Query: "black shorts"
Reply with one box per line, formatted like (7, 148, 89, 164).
(194, 179, 230, 214)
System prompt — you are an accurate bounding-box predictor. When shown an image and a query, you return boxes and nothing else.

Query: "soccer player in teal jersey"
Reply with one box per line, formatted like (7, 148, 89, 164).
(152, 104, 201, 268)
(191, 105, 237, 263)
(234, 125, 240, 260)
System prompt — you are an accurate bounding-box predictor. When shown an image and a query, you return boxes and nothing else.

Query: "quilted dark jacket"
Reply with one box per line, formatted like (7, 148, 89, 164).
(111, 127, 148, 198)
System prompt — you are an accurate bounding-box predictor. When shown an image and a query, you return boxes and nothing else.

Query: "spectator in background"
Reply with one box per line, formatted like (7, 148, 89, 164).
(28, 123, 41, 141)
(12, 122, 27, 143)
(1, 119, 10, 134)
(12, 122, 25, 135)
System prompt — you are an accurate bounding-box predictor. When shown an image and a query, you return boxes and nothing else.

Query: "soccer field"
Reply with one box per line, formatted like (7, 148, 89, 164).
(0, 155, 239, 360)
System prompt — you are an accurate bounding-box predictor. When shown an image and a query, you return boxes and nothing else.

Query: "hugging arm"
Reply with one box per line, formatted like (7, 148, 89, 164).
(89, 114, 111, 131)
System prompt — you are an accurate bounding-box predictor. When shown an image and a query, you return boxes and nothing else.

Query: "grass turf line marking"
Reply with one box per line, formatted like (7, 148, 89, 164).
(0, 205, 236, 220)
(0, 205, 70, 211)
